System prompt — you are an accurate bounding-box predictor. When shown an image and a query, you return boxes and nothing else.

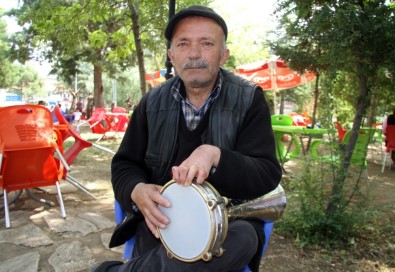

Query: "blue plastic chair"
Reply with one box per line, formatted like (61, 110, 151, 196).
(114, 200, 273, 271)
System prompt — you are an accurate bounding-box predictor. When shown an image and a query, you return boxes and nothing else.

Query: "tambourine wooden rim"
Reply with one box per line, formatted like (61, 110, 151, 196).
(157, 180, 228, 262)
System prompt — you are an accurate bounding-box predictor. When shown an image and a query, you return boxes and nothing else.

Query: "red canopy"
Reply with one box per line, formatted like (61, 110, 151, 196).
(234, 59, 315, 91)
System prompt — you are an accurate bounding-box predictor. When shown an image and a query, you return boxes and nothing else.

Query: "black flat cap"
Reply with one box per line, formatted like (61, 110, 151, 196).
(165, 5, 228, 41)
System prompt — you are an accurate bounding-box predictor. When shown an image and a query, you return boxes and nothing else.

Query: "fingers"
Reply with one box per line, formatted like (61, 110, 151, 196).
(172, 165, 207, 185)
(171, 144, 220, 185)
(131, 183, 171, 233)
(146, 218, 160, 238)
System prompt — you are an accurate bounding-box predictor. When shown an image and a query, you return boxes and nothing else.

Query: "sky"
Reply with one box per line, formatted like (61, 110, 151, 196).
(0, 0, 22, 34)
(213, 0, 277, 30)
(1, 0, 52, 77)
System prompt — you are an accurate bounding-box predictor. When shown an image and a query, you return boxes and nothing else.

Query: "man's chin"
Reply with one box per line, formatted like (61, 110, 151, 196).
(185, 78, 212, 89)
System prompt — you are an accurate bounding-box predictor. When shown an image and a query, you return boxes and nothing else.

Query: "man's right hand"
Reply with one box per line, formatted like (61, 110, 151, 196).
(131, 183, 171, 238)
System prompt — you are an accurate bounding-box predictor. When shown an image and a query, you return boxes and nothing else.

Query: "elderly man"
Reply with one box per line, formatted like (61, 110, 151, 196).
(94, 5, 281, 272)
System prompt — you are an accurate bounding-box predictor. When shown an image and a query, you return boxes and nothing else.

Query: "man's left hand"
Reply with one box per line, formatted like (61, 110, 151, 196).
(171, 144, 220, 185)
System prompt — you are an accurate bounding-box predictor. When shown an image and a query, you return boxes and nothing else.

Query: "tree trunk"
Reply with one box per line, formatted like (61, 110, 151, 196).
(129, 2, 147, 97)
(93, 62, 105, 109)
(326, 52, 370, 215)
(306, 71, 320, 151)
(366, 95, 378, 127)
(279, 92, 285, 114)
(69, 89, 77, 113)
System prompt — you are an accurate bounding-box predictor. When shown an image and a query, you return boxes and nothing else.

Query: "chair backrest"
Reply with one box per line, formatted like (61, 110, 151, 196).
(53, 106, 93, 166)
(333, 121, 347, 142)
(271, 115, 293, 126)
(112, 107, 127, 113)
(342, 129, 371, 167)
(53, 105, 73, 141)
(385, 125, 395, 151)
(89, 108, 112, 134)
(0, 105, 54, 150)
(0, 105, 64, 192)
(107, 113, 130, 132)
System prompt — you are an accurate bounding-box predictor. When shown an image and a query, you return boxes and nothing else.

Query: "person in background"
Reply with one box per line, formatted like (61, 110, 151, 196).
(52, 104, 66, 124)
(37, 100, 46, 106)
(73, 108, 83, 133)
(93, 5, 281, 272)
(382, 107, 395, 164)
(86, 92, 94, 119)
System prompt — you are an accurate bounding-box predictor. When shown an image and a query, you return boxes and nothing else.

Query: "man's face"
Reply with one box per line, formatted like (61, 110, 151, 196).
(168, 16, 229, 89)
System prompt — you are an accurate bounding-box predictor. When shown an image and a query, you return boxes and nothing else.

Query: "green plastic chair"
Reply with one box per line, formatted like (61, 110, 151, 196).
(271, 115, 299, 164)
(274, 131, 301, 164)
(342, 130, 371, 167)
(271, 115, 293, 126)
(309, 129, 372, 168)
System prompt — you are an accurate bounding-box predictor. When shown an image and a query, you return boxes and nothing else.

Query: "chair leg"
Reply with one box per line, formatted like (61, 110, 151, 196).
(381, 153, 388, 173)
(95, 134, 106, 143)
(55, 181, 66, 218)
(66, 175, 97, 199)
(92, 143, 116, 155)
(26, 189, 55, 206)
(3, 189, 10, 228)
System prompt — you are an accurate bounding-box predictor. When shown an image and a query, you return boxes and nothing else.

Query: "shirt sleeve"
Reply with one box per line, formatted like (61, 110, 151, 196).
(111, 95, 150, 213)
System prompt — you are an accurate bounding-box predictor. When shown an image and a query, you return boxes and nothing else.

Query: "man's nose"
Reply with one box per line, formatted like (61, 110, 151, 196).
(188, 44, 202, 58)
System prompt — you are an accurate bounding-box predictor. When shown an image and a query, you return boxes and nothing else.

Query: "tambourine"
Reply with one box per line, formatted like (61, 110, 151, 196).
(157, 180, 228, 262)
(157, 180, 286, 263)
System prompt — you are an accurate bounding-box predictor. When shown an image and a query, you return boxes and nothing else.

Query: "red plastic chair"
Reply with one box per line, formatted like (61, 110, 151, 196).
(87, 108, 112, 142)
(112, 107, 127, 113)
(333, 121, 347, 142)
(53, 106, 115, 198)
(54, 106, 92, 164)
(0, 105, 68, 228)
(382, 125, 395, 173)
(107, 107, 130, 133)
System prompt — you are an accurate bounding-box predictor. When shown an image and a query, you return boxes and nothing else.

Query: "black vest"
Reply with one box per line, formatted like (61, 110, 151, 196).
(144, 69, 259, 184)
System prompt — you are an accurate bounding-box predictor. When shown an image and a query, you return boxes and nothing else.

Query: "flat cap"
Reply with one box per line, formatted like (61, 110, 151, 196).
(165, 5, 228, 41)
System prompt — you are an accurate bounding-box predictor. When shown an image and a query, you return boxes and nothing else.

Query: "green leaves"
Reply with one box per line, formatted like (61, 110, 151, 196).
(89, 29, 107, 48)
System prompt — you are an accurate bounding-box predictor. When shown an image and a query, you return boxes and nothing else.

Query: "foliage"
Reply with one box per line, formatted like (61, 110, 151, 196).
(277, 160, 372, 248)
(271, 0, 395, 119)
(6, 0, 214, 108)
(84, 66, 141, 108)
(0, 15, 44, 100)
(271, 0, 395, 239)
(0, 14, 23, 88)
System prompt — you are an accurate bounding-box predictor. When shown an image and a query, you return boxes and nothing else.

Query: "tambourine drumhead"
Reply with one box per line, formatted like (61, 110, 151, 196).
(158, 181, 213, 261)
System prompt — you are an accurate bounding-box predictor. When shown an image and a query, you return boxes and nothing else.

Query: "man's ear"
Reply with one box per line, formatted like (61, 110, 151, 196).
(220, 48, 230, 65)
(167, 48, 174, 62)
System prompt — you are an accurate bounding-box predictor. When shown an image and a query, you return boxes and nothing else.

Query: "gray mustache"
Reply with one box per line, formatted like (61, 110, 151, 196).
(182, 60, 209, 69)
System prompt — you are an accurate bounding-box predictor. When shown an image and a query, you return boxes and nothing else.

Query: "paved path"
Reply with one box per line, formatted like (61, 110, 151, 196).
(0, 181, 125, 272)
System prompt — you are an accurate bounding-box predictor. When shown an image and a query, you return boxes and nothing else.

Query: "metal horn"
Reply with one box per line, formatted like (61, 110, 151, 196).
(227, 185, 286, 221)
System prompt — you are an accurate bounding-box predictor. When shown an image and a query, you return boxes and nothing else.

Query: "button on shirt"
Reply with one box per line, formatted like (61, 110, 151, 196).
(171, 73, 222, 131)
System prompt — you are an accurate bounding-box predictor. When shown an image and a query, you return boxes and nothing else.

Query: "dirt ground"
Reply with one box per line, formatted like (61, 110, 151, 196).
(1, 130, 394, 271)
(263, 159, 394, 271)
